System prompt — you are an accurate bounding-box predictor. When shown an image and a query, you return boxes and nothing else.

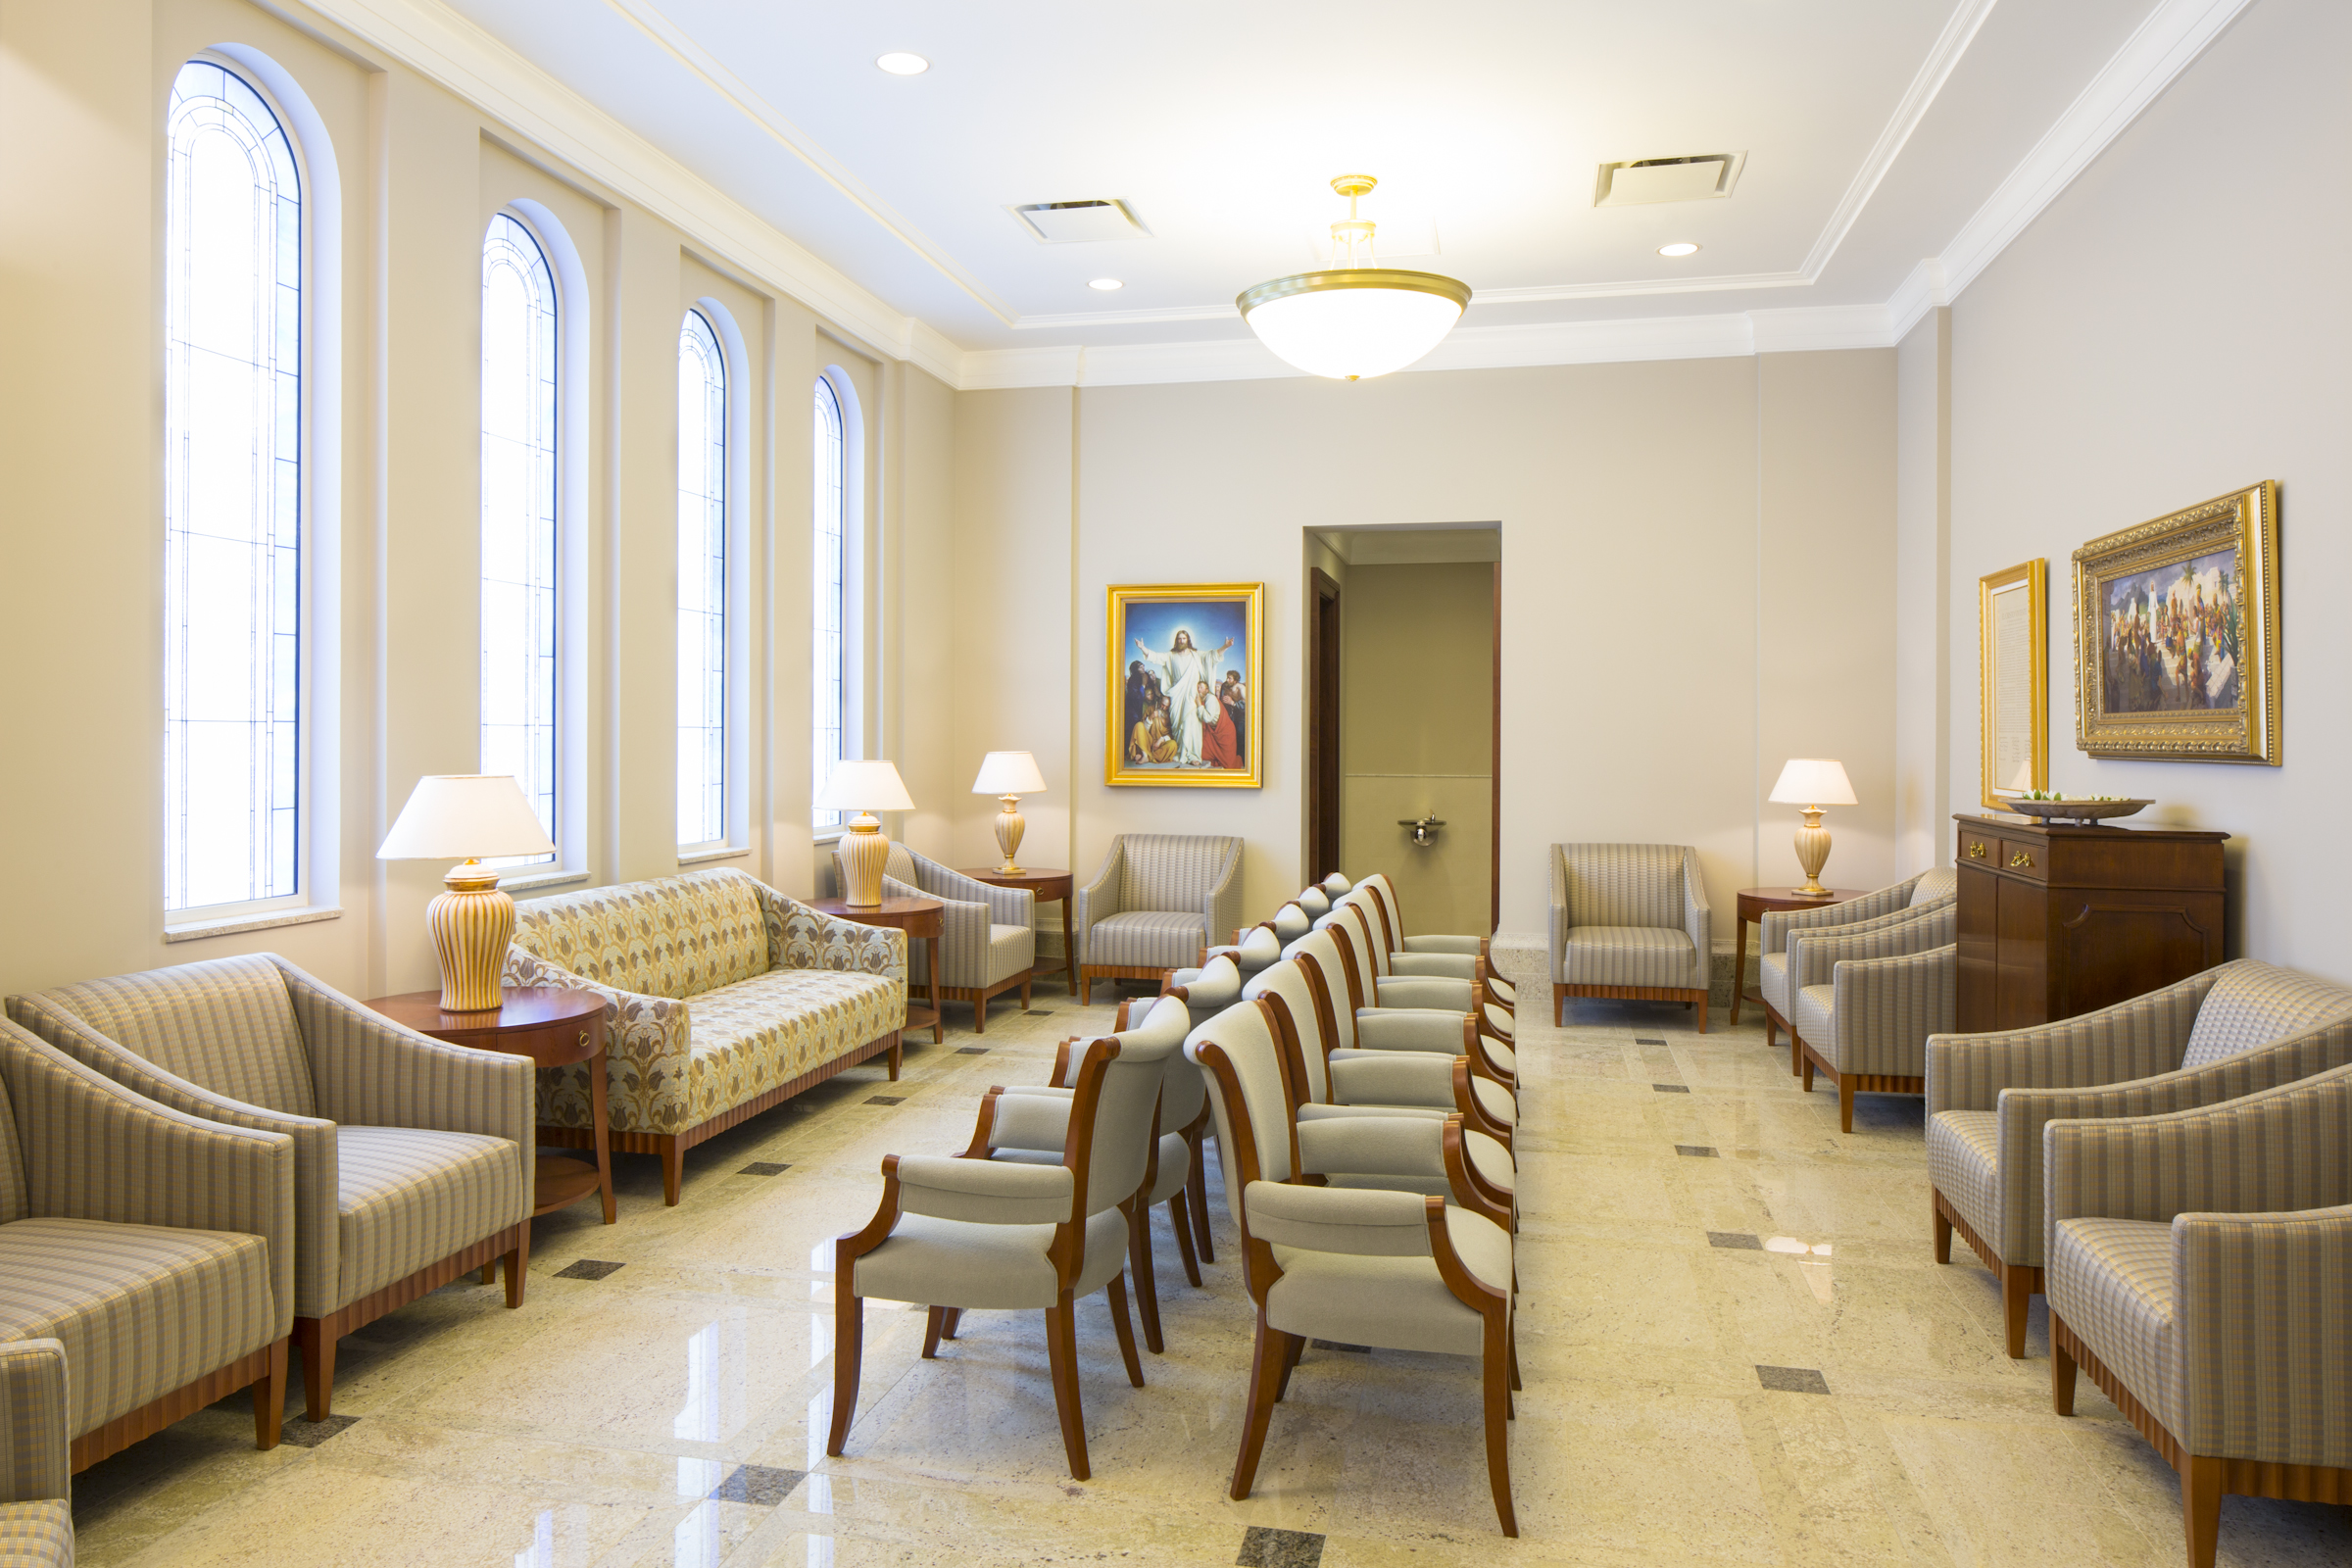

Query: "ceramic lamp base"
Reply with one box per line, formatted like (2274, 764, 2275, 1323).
(993, 796, 1025, 875)
(1790, 808, 1833, 898)
(840, 815, 890, 907)
(428, 867, 514, 1011)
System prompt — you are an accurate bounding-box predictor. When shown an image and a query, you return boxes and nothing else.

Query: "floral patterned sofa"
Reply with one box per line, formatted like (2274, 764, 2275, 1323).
(503, 868, 906, 1204)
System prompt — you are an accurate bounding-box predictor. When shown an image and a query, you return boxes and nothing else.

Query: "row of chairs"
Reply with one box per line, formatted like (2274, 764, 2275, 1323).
(824, 871, 1527, 1535)
(1752, 868, 2352, 1568)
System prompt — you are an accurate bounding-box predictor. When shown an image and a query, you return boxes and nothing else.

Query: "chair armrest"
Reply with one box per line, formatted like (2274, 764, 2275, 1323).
(1829, 946, 1954, 1075)
(757, 886, 908, 983)
(1760, 880, 1915, 954)
(1204, 842, 1244, 958)
(1681, 849, 1711, 977)
(1244, 1181, 1433, 1256)
(914, 857, 1033, 928)
(1389, 952, 1477, 982)
(1329, 1052, 1456, 1110)
(274, 958, 534, 1153)
(1400, 935, 1484, 957)
(1923, 965, 2219, 1116)
(896, 1152, 1073, 1224)
(2175, 1203, 2352, 1466)
(0, 1023, 298, 1342)
(1792, 904, 1955, 989)
(1073, 844, 1125, 956)
(1371, 977, 1474, 1012)
(970, 1090, 1075, 1157)
(0, 1339, 68, 1505)
(885, 873, 988, 984)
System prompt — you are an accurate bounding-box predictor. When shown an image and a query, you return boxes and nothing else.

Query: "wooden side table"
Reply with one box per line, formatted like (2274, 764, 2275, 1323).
(1729, 886, 1868, 1026)
(366, 987, 614, 1225)
(956, 866, 1077, 995)
(809, 896, 945, 1044)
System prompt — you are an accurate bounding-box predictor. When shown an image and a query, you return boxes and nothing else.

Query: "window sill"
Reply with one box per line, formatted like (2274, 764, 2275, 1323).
(678, 846, 751, 866)
(811, 830, 849, 847)
(166, 906, 344, 944)
(500, 868, 590, 895)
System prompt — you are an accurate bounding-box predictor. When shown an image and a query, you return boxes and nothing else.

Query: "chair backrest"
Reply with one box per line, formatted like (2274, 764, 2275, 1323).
(1334, 892, 1394, 971)
(1319, 872, 1351, 896)
(1070, 994, 1187, 1214)
(511, 867, 771, 1000)
(1185, 998, 1298, 1202)
(1114, 834, 1239, 914)
(1243, 956, 1333, 1105)
(19, 954, 314, 1117)
(1555, 843, 1690, 928)
(2180, 960, 2352, 1070)
(1357, 873, 1403, 946)
(0, 1045, 24, 1225)
(1281, 928, 1361, 1050)
(1270, 904, 1311, 944)
(1910, 868, 1959, 906)
(1296, 887, 1331, 918)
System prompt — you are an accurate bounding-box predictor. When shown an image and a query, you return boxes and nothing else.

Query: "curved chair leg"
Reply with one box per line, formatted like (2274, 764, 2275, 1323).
(1167, 1192, 1203, 1287)
(1228, 1314, 1293, 1502)
(1186, 1132, 1215, 1265)
(1104, 1272, 1146, 1387)
(827, 1289, 863, 1456)
(1044, 1292, 1090, 1481)
(1272, 1326, 1305, 1402)
(921, 1305, 948, 1359)
(1484, 1311, 1519, 1537)
(1126, 1201, 1165, 1353)
(939, 1306, 961, 1341)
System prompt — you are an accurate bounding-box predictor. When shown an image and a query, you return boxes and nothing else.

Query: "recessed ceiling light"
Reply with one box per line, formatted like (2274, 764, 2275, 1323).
(1658, 241, 1701, 258)
(1089, 278, 1124, 291)
(875, 52, 929, 75)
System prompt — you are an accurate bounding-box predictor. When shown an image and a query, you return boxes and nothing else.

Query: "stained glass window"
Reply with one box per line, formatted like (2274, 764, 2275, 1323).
(480, 213, 559, 858)
(812, 377, 847, 829)
(164, 59, 302, 913)
(677, 311, 727, 849)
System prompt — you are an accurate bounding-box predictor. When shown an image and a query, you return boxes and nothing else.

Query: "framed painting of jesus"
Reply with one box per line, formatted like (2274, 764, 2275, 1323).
(2072, 480, 2279, 764)
(1105, 582, 1264, 787)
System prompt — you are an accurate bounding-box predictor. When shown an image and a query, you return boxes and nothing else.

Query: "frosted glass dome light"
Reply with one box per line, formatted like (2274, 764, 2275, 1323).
(1237, 175, 1472, 382)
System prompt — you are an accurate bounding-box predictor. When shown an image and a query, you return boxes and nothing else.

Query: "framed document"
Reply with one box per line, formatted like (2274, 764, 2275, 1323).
(1979, 560, 2048, 811)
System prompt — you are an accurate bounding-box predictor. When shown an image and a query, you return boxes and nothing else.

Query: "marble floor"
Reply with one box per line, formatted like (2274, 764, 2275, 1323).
(65, 971, 2352, 1567)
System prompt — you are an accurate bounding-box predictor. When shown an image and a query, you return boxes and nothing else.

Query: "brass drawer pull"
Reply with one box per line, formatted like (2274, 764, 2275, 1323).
(1966, 841, 1987, 859)
(579, 1030, 592, 1052)
(2009, 850, 2034, 869)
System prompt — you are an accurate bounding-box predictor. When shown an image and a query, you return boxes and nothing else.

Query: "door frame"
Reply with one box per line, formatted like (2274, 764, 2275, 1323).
(1307, 567, 1343, 882)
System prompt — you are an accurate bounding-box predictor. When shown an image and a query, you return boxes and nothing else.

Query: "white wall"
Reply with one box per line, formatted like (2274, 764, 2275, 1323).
(1893, 308, 1951, 875)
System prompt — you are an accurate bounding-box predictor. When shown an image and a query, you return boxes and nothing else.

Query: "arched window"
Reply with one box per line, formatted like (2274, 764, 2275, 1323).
(164, 57, 304, 913)
(480, 213, 560, 855)
(677, 310, 728, 850)
(812, 375, 849, 829)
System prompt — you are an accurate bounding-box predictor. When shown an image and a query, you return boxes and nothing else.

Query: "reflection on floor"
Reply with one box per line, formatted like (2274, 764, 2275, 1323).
(68, 976, 2352, 1566)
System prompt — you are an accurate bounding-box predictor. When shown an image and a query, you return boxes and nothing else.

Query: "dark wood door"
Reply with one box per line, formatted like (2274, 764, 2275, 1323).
(1307, 568, 1343, 881)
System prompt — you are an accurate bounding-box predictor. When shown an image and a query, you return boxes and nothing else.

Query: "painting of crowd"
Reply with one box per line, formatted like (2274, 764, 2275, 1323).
(2101, 547, 2242, 714)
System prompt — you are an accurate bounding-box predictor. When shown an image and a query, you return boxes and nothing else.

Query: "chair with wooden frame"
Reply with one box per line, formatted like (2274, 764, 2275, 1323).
(1284, 923, 1518, 1138)
(827, 1019, 1175, 1480)
(2043, 1060, 2352, 1568)
(8, 954, 533, 1421)
(1546, 843, 1711, 1032)
(1200, 922, 1286, 983)
(0, 1020, 294, 1473)
(1073, 833, 1242, 1004)
(0, 1339, 73, 1567)
(1924, 959, 2352, 1358)
(1153, 953, 1246, 1030)
(1785, 901, 1956, 1133)
(1185, 998, 1520, 1535)
(1755, 870, 1955, 1054)
(1346, 873, 1517, 1014)
(837, 841, 1035, 1033)
(1319, 896, 1514, 1049)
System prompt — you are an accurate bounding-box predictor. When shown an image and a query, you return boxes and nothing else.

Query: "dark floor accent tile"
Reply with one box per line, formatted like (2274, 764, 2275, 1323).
(863, 1095, 905, 1106)
(1652, 1082, 1691, 1094)
(1309, 1340, 1370, 1353)
(1637, 1036, 1669, 1046)
(1707, 1231, 1763, 1250)
(1756, 1364, 1832, 1395)
(277, 1414, 359, 1447)
(710, 1464, 806, 1505)
(554, 1259, 625, 1281)
(1026, 1009, 1056, 1016)
(1675, 1145, 1719, 1157)
(1237, 1525, 1325, 1568)
(956, 1047, 990, 1054)
(738, 1161, 791, 1177)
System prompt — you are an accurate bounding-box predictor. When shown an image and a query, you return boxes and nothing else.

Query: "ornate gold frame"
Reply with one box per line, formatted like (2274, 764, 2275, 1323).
(1979, 559, 2048, 812)
(1105, 582, 1265, 788)
(2072, 482, 2279, 764)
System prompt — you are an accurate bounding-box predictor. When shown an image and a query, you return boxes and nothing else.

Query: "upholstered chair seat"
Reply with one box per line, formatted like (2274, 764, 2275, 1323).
(1074, 835, 1243, 1004)
(1785, 901, 1958, 1132)
(1547, 845, 1712, 1031)
(835, 842, 1035, 1032)
(2043, 1061, 2352, 1568)
(1758, 869, 1957, 1050)
(1924, 958, 2352, 1358)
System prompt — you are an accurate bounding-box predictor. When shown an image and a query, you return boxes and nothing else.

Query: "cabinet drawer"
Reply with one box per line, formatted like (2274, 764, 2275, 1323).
(1958, 831, 2047, 882)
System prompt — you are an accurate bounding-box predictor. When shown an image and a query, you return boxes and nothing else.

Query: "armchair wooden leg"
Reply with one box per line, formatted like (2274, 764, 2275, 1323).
(1484, 1310, 1519, 1537)
(1932, 1190, 1953, 1264)
(2181, 1454, 2223, 1568)
(1228, 1314, 1293, 1502)
(252, 1336, 287, 1449)
(921, 1305, 948, 1359)
(1187, 1132, 1215, 1265)
(293, 1318, 335, 1423)
(478, 1263, 495, 1286)
(1838, 1078, 1855, 1135)
(1126, 1200, 1165, 1353)
(1693, 996, 1707, 1035)
(1167, 1193, 1203, 1288)
(661, 1137, 684, 1206)
(1020, 974, 1033, 1011)
(975, 993, 987, 1033)
(504, 1226, 530, 1308)
(1044, 1292, 1091, 1481)
(1080, 973, 1093, 1006)
(1790, 1030, 1803, 1079)
(2000, 1263, 2033, 1359)
(1799, 1046, 1815, 1092)
(1104, 1273, 1146, 1388)
(827, 1287, 862, 1457)
(2051, 1326, 2077, 1416)
(1765, 1015, 1777, 1051)
(1273, 1326, 1304, 1403)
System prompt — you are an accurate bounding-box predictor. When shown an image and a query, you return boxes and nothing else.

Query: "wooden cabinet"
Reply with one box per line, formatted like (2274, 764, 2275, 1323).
(1953, 814, 2227, 1033)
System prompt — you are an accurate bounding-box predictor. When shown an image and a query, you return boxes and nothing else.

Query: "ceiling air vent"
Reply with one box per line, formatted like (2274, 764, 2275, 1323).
(1010, 199, 1150, 243)
(1593, 153, 1746, 207)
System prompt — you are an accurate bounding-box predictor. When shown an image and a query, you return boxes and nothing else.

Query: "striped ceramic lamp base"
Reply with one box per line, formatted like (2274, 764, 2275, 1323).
(427, 863, 514, 1011)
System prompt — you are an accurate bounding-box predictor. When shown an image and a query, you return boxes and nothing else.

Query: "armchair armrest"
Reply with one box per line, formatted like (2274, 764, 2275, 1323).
(1244, 1181, 1433, 1256)
(1924, 965, 2220, 1116)
(896, 1152, 1073, 1224)
(0, 1023, 298, 1341)
(275, 959, 533, 1154)
(884, 872, 989, 979)
(1073, 843, 1126, 956)
(967, 1089, 1075, 1157)
(1760, 880, 1915, 955)
(1547, 848, 1569, 975)
(912, 856, 1033, 928)
(1829, 946, 1954, 1075)
(1792, 904, 1955, 989)
(1680, 849, 1711, 979)
(2174, 1203, 2352, 1465)
(755, 884, 908, 983)
(1203, 842, 1244, 959)
(0, 1339, 69, 1505)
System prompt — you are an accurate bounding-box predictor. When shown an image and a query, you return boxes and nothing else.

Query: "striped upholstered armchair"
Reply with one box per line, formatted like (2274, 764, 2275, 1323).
(8, 956, 535, 1422)
(1756, 868, 1956, 1051)
(0, 1339, 71, 1567)
(1073, 834, 1242, 1004)
(1786, 899, 1956, 1132)
(1924, 959, 2352, 1358)
(1546, 844, 1712, 1031)
(835, 842, 1034, 1032)
(2044, 1059, 2352, 1568)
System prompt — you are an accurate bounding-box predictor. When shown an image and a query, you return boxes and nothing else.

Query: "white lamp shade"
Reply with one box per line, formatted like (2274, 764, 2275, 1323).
(377, 774, 555, 859)
(1768, 758, 1858, 807)
(815, 760, 914, 813)
(970, 751, 1048, 796)
(1242, 282, 1463, 380)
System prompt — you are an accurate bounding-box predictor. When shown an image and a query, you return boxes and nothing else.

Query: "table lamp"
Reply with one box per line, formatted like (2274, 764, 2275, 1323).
(377, 774, 557, 1011)
(970, 751, 1048, 874)
(817, 760, 914, 908)
(1767, 758, 1857, 898)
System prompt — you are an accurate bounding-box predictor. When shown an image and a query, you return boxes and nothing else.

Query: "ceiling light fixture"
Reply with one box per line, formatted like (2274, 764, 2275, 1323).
(1658, 241, 1701, 258)
(1089, 278, 1124, 291)
(1237, 175, 1470, 381)
(874, 52, 929, 75)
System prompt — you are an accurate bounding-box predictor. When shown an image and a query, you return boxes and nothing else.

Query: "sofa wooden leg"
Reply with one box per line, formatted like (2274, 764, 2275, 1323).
(888, 1030, 903, 1080)
(661, 1138, 684, 1206)
(2181, 1453, 2223, 1568)
(1932, 1191, 1953, 1265)
(2000, 1263, 2033, 1358)
(2051, 1324, 2077, 1416)
(252, 1336, 287, 1449)
(294, 1318, 334, 1423)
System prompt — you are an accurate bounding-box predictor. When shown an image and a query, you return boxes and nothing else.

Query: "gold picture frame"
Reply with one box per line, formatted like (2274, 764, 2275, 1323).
(2072, 482, 2279, 764)
(1979, 559, 2048, 811)
(1105, 582, 1265, 788)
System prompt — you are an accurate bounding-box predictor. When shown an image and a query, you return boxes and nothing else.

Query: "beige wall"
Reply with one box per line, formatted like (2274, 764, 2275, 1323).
(1939, 0, 2349, 975)
(1893, 307, 1951, 877)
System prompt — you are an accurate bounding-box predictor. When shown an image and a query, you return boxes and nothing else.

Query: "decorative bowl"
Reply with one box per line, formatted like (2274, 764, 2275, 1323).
(2005, 798, 2153, 825)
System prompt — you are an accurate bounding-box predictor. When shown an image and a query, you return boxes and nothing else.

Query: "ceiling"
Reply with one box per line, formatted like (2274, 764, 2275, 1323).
(366, 0, 2245, 384)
